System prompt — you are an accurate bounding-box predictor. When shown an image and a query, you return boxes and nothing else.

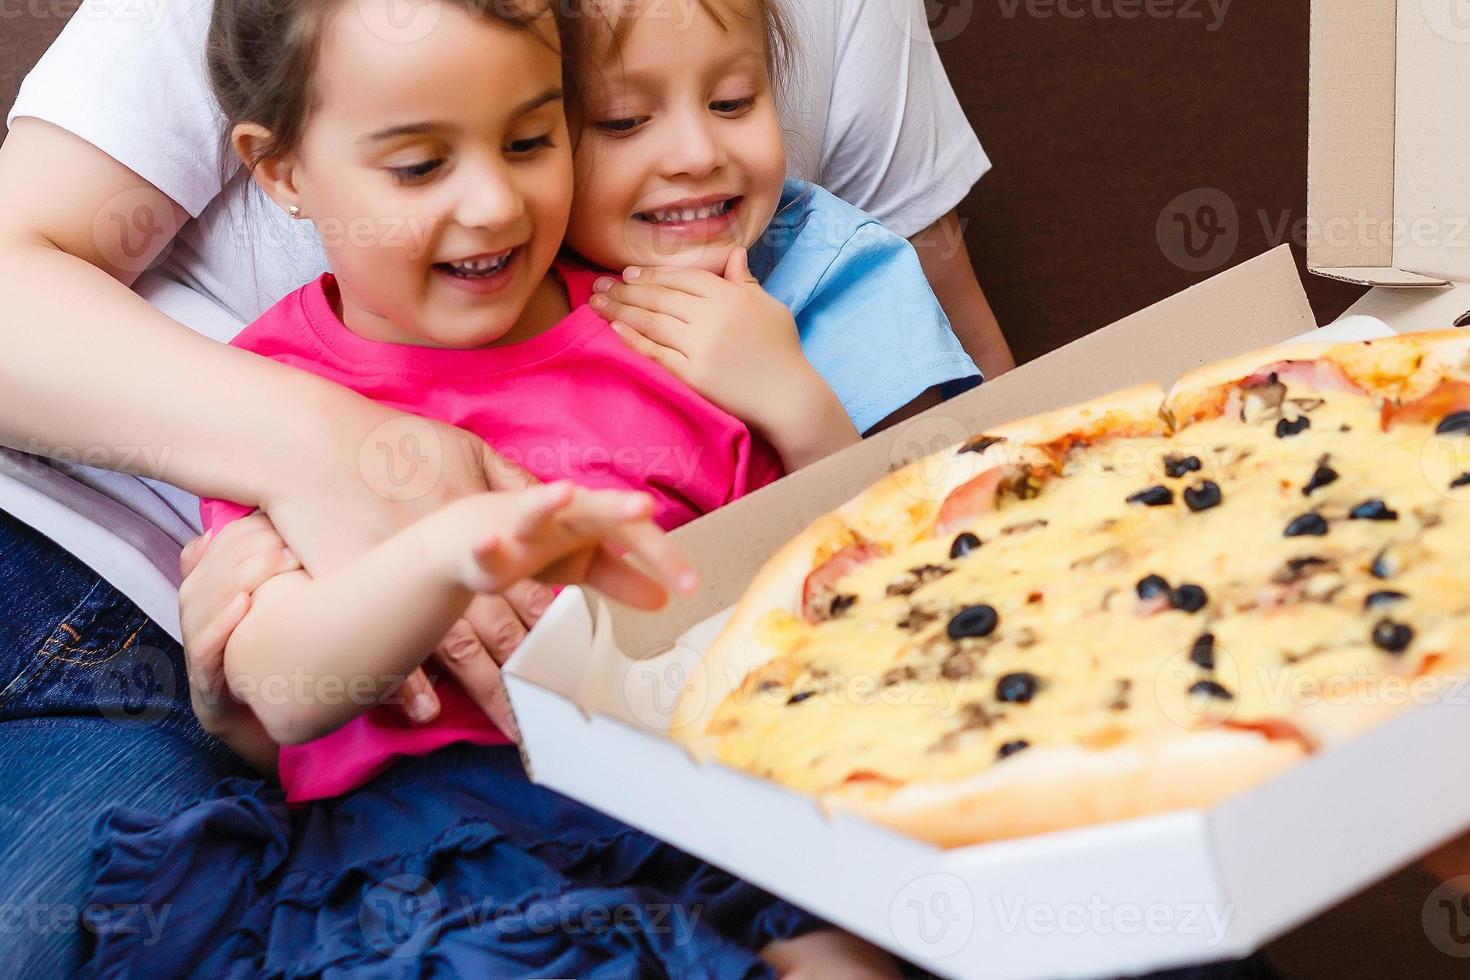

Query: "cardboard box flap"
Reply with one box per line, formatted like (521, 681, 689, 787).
(1309, 0, 1470, 287)
(1308, 0, 1398, 279)
(1312, 267, 1449, 288)
(596, 245, 1315, 657)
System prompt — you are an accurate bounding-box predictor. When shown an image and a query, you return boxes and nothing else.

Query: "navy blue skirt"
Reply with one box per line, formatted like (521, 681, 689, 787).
(82, 742, 829, 978)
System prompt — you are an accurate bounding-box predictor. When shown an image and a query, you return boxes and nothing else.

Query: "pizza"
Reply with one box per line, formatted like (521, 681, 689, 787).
(669, 329, 1470, 847)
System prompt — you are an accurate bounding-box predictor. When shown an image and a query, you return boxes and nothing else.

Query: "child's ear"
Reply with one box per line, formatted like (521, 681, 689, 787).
(231, 122, 305, 218)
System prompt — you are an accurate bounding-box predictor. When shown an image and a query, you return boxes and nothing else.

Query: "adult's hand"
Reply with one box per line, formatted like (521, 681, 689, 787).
(186, 420, 694, 737)
(262, 408, 691, 606)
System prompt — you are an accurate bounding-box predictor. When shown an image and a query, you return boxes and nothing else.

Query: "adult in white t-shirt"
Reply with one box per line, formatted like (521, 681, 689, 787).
(0, 0, 1000, 971)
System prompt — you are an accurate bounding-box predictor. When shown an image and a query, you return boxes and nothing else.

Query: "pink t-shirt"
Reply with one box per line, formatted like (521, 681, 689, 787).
(202, 261, 784, 802)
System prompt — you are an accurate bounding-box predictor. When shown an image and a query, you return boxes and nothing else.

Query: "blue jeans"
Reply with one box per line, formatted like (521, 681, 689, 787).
(0, 510, 253, 978)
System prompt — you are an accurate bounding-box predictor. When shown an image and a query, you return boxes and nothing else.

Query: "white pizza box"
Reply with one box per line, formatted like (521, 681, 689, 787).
(502, 247, 1470, 978)
(1310, 0, 1470, 302)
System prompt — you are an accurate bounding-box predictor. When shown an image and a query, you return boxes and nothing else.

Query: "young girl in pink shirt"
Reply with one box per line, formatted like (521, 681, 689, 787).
(84, 0, 902, 975)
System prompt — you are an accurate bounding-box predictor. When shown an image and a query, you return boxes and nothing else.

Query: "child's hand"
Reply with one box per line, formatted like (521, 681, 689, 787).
(590, 249, 859, 469)
(591, 248, 805, 430)
(178, 515, 301, 773)
(430, 482, 659, 596)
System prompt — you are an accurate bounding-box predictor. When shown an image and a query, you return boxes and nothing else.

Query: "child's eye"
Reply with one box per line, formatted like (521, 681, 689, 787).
(389, 159, 442, 184)
(710, 97, 756, 114)
(594, 117, 647, 135)
(507, 134, 556, 156)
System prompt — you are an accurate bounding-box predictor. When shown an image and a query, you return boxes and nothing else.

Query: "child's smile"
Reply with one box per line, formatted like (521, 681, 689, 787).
(566, 0, 787, 274)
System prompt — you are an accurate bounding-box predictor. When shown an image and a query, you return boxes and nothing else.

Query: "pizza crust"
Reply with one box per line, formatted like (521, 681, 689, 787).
(824, 728, 1306, 848)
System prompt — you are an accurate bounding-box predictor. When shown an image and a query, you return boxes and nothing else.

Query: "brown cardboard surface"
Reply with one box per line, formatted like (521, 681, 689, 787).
(1309, 0, 1470, 286)
(600, 245, 1315, 659)
(1307, 0, 1397, 277)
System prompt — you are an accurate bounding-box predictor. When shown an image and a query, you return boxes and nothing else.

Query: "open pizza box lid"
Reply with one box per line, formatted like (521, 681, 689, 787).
(1308, 0, 1470, 289)
(504, 247, 1470, 979)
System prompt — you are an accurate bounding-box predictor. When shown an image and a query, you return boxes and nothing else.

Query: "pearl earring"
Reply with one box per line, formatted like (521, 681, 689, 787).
(288, 205, 301, 219)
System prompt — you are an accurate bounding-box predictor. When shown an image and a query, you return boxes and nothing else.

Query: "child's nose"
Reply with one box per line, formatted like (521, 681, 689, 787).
(662, 113, 725, 181)
(453, 168, 525, 230)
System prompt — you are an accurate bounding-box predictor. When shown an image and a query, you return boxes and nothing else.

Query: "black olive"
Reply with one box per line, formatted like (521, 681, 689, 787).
(1190, 633, 1217, 670)
(1127, 485, 1174, 507)
(947, 604, 999, 640)
(1136, 574, 1171, 600)
(1189, 679, 1235, 701)
(1285, 513, 1329, 537)
(1164, 454, 1203, 479)
(1183, 481, 1223, 513)
(786, 691, 816, 705)
(949, 532, 982, 559)
(1172, 584, 1208, 614)
(830, 594, 859, 617)
(996, 672, 1039, 704)
(1370, 550, 1395, 580)
(1349, 499, 1399, 522)
(1371, 619, 1414, 654)
(1276, 416, 1311, 438)
(1364, 591, 1408, 610)
(1452, 473, 1470, 489)
(1437, 412, 1470, 435)
(1302, 465, 1339, 497)
(997, 739, 1031, 760)
(960, 435, 1006, 456)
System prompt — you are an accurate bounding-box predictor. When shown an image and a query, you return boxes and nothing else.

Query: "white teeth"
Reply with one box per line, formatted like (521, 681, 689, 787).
(445, 252, 511, 275)
(643, 201, 731, 224)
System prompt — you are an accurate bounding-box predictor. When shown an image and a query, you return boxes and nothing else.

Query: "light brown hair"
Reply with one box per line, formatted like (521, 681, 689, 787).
(206, 0, 562, 172)
(560, 0, 795, 126)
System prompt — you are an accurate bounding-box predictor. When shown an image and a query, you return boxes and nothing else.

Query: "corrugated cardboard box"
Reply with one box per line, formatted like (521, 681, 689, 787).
(1311, 0, 1470, 330)
(501, 246, 1470, 978)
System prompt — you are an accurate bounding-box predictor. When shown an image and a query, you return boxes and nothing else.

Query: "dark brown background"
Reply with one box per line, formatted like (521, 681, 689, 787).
(1, 2, 1455, 977)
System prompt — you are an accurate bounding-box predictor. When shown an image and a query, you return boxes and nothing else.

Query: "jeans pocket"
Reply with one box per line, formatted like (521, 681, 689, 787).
(0, 573, 190, 733)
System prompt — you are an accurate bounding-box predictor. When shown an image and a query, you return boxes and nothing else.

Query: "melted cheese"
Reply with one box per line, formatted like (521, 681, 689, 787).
(706, 379, 1470, 796)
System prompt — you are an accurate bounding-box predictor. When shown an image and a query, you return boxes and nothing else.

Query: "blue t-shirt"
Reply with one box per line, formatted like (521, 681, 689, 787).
(748, 180, 981, 434)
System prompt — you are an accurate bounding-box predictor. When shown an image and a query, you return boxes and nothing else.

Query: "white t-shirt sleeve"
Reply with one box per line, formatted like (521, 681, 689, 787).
(817, 0, 991, 238)
(6, 0, 233, 218)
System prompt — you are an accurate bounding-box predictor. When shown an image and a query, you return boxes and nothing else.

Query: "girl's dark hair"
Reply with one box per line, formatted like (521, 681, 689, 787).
(206, 0, 560, 171)
(561, 0, 795, 124)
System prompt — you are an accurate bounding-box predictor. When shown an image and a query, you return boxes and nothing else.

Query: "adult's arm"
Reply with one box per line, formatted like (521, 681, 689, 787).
(803, 0, 1015, 376)
(909, 211, 1015, 378)
(0, 120, 514, 571)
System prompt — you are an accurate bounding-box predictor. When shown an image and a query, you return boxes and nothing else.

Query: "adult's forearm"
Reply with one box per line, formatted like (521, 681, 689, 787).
(910, 211, 1016, 379)
(0, 240, 350, 504)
